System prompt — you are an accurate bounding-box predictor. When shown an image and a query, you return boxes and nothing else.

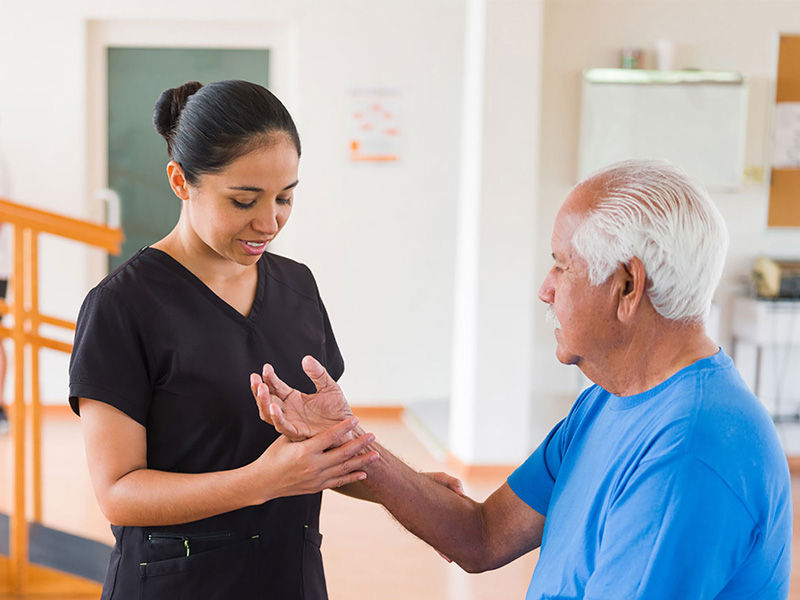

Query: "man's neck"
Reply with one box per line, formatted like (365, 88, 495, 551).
(581, 318, 719, 397)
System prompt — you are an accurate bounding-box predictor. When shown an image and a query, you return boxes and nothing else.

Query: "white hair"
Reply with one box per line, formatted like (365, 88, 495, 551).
(570, 159, 729, 323)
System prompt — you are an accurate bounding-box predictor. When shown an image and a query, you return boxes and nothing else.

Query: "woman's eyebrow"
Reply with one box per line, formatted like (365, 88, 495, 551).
(228, 186, 263, 192)
(227, 180, 299, 193)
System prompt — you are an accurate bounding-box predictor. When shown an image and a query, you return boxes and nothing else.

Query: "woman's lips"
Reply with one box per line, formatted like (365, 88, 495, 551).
(239, 239, 269, 255)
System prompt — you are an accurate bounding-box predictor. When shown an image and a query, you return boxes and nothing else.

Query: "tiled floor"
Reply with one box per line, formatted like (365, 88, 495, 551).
(0, 412, 796, 599)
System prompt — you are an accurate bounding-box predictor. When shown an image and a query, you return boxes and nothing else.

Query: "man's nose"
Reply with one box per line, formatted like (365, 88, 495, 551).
(538, 270, 555, 304)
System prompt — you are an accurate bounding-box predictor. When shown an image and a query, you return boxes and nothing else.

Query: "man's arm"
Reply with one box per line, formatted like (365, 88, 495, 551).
(258, 358, 545, 572)
(335, 471, 465, 503)
(356, 437, 545, 572)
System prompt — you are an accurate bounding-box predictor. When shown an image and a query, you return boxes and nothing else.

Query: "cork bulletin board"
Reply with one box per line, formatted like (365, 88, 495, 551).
(769, 34, 800, 227)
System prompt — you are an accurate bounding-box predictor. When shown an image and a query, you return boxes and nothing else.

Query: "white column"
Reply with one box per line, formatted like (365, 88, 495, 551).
(449, 0, 544, 465)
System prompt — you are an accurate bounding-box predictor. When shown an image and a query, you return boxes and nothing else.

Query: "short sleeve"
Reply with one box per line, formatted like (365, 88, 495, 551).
(584, 454, 757, 599)
(68, 287, 153, 425)
(507, 417, 566, 515)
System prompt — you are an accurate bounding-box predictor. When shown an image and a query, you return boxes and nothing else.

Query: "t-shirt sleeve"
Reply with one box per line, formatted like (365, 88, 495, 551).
(68, 286, 153, 425)
(507, 417, 567, 515)
(583, 454, 757, 600)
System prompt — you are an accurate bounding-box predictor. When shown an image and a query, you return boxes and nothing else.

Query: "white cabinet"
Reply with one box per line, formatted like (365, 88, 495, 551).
(732, 297, 800, 418)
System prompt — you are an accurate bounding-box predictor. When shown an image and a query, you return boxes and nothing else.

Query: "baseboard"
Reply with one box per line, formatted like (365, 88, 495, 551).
(445, 453, 516, 480)
(5, 404, 75, 418)
(11, 403, 403, 421)
(351, 405, 405, 419)
(787, 455, 800, 474)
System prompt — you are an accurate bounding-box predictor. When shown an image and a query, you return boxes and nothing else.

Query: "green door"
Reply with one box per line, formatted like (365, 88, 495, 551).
(107, 48, 270, 271)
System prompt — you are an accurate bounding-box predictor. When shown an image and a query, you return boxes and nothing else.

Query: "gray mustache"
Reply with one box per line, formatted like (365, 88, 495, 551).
(545, 305, 561, 330)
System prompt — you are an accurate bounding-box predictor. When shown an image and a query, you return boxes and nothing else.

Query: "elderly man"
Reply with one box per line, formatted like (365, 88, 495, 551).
(251, 160, 791, 599)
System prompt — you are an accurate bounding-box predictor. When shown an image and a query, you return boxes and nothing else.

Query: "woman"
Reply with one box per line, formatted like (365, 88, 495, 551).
(69, 80, 379, 599)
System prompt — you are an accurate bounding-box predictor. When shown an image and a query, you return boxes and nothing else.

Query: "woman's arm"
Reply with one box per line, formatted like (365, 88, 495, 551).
(79, 397, 379, 526)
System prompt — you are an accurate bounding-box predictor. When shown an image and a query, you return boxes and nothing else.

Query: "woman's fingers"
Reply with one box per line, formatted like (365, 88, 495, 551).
(306, 416, 361, 451)
(280, 421, 378, 493)
(319, 468, 369, 490)
(318, 441, 379, 489)
(425, 471, 466, 496)
(323, 434, 378, 470)
(435, 549, 454, 563)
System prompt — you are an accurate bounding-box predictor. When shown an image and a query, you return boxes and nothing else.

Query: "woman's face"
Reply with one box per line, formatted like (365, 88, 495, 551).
(177, 137, 299, 267)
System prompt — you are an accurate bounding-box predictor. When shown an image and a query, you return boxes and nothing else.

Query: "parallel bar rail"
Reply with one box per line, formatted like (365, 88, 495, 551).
(0, 197, 122, 594)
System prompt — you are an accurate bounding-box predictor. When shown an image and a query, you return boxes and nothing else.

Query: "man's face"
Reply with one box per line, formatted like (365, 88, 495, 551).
(538, 186, 620, 369)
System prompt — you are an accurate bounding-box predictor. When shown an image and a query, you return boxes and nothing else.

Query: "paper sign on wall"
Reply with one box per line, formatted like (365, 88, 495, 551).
(773, 102, 800, 168)
(349, 89, 401, 162)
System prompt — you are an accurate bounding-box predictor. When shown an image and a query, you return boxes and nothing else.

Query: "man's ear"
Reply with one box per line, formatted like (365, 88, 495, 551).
(167, 161, 191, 201)
(617, 256, 646, 322)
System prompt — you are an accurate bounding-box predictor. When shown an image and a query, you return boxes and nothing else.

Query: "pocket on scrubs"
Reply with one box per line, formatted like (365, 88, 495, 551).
(301, 525, 328, 600)
(138, 534, 260, 600)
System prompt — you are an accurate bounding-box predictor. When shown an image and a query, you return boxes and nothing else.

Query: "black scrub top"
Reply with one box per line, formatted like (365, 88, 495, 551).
(69, 247, 344, 600)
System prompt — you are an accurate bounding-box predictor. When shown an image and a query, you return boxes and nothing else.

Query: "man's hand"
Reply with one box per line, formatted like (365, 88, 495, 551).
(250, 355, 353, 442)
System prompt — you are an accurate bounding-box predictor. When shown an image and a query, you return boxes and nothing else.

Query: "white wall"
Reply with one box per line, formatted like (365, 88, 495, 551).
(284, 0, 464, 405)
(534, 0, 800, 420)
(0, 0, 465, 406)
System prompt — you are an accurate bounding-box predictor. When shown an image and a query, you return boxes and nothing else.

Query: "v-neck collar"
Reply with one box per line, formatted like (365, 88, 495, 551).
(143, 247, 266, 325)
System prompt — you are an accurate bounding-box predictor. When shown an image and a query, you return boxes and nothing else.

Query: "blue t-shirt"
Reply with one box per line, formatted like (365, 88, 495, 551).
(508, 350, 791, 600)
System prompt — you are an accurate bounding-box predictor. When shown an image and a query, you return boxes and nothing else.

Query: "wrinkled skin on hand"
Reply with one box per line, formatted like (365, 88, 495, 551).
(250, 355, 353, 442)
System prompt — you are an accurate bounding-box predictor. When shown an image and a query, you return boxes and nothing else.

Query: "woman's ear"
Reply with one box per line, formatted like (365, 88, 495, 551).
(167, 161, 191, 201)
(617, 256, 647, 322)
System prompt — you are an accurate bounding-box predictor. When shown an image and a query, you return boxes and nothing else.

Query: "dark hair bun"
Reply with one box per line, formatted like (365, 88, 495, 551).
(153, 80, 301, 184)
(153, 81, 203, 141)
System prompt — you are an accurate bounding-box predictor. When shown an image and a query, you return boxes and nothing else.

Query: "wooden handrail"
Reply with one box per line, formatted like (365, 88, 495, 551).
(0, 197, 122, 595)
(0, 326, 73, 354)
(0, 300, 79, 332)
(0, 198, 122, 253)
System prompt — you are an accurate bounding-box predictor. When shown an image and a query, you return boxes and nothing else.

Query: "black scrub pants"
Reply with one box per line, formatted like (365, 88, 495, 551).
(102, 499, 328, 599)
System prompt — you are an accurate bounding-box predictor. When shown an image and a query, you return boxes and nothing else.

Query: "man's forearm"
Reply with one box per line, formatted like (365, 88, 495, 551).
(353, 427, 491, 573)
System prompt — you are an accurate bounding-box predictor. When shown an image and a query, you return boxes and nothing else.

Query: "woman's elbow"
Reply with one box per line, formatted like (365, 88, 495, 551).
(95, 493, 126, 526)
(94, 482, 137, 526)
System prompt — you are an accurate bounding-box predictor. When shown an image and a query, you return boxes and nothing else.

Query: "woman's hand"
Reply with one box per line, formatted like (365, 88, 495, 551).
(250, 355, 352, 441)
(422, 471, 466, 497)
(250, 417, 379, 504)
